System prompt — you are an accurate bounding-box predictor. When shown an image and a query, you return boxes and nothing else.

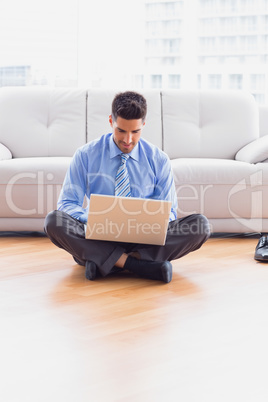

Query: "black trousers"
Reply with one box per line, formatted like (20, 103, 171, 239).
(44, 210, 210, 277)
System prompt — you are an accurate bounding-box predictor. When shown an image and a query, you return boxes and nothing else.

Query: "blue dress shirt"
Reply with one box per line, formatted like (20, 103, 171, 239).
(57, 133, 178, 223)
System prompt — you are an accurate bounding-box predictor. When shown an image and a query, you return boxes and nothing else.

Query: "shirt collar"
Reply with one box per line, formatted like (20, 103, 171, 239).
(109, 133, 139, 162)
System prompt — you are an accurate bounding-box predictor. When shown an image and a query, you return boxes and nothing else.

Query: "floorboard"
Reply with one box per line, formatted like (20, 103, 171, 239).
(1, 234, 268, 402)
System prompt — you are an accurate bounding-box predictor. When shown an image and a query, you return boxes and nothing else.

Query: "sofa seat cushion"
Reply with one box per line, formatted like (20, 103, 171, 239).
(171, 158, 267, 229)
(0, 157, 71, 218)
(0, 157, 71, 184)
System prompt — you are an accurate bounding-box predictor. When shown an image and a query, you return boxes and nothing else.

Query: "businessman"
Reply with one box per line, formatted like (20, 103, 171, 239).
(44, 91, 210, 283)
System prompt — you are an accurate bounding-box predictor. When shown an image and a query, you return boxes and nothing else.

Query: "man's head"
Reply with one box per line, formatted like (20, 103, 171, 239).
(109, 91, 147, 154)
(111, 91, 147, 122)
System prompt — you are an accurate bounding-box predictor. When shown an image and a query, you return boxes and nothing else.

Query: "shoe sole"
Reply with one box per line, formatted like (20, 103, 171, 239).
(254, 256, 268, 262)
(85, 261, 97, 280)
(161, 262, 172, 283)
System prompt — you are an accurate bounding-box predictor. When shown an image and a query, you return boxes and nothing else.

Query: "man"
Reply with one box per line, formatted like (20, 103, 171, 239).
(44, 91, 210, 283)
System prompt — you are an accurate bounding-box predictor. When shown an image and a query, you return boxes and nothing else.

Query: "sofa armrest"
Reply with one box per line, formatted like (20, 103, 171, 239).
(259, 105, 268, 137)
(0, 143, 12, 160)
(235, 135, 268, 164)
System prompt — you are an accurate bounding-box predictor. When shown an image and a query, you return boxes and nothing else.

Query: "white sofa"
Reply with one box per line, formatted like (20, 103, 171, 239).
(0, 87, 268, 233)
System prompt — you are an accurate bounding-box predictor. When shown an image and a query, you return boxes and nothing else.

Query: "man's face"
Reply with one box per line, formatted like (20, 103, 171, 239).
(109, 115, 145, 154)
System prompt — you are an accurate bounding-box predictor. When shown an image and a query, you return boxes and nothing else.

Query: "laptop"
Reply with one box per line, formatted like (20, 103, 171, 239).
(85, 194, 172, 245)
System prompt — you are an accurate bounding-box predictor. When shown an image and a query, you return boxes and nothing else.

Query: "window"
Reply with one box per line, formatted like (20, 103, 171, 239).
(133, 75, 144, 88)
(229, 74, 243, 89)
(144, 0, 268, 103)
(253, 93, 265, 104)
(1, 0, 268, 104)
(220, 17, 238, 34)
(0, 0, 78, 87)
(208, 74, 221, 89)
(151, 74, 162, 88)
(146, 2, 183, 19)
(0, 66, 31, 86)
(240, 36, 258, 51)
(219, 37, 238, 53)
(199, 37, 216, 52)
(251, 74, 265, 91)
(240, 16, 257, 32)
(240, 0, 256, 13)
(168, 74, 181, 88)
(146, 38, 181, 55)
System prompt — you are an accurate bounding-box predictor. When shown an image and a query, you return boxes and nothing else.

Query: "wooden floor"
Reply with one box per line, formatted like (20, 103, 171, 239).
(1, 234, 268, 402)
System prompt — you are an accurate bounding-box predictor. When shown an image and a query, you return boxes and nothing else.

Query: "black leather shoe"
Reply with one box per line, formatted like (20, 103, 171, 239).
(85, 260, 97, 280)
(124, 256, 172, 283)
(254, 235, 268, 262)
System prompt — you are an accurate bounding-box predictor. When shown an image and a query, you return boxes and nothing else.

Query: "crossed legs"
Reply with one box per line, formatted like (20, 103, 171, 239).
(44, 210, 210, 282)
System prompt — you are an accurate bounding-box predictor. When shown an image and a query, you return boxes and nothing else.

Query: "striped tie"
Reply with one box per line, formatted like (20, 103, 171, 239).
(115, 153, 131, 197)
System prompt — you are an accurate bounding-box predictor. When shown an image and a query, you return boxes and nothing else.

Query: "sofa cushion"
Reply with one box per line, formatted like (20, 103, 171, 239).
(171, 158, 265, 225)
(0, 157, 71, 218)
(235, 135, 268, 164)
(0, 87, 87, 158)
(0, 157, 71, 184)
(162, 90, 259, 160)
(0, 143, 12, 160)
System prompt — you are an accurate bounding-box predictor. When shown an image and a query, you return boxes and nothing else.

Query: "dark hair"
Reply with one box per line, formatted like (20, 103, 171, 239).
(111, 91, 147, 122)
